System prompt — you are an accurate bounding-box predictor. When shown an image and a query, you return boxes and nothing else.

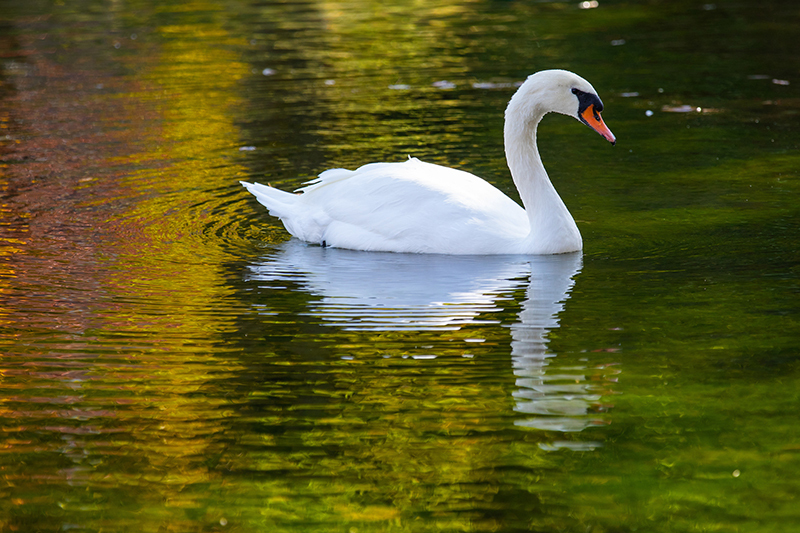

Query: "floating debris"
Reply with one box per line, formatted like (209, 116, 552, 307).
(746, 75, 789, 85)
(262, 68, 276, 76)
(620, 91, 639, 97)
(432, 80, 456, 89)
(579, 1, 599, 8)
(324, 79, 335, 86)
(388, 84, 410, 90)
(645, 110, 654, 117)
(661, 105, 720, 114)
(239, 146, 256, 151)
(662, 104, 699, 113)
(611, 39, 626, 46)
(472, 81, 521, 89)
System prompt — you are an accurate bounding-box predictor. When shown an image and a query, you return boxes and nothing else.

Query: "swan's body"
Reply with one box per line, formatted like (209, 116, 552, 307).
(242, 69, 615, 255)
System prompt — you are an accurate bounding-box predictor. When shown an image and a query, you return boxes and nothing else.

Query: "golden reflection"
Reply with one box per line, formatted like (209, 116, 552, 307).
(0, 0, 253, 521)
(90, 2, 253, 504)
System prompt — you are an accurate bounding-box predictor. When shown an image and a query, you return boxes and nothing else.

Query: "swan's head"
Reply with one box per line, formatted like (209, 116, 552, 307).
(508, 69, 616, 145)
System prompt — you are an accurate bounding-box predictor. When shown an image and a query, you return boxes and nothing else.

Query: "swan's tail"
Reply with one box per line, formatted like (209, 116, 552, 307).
(240, 181, 298, 219)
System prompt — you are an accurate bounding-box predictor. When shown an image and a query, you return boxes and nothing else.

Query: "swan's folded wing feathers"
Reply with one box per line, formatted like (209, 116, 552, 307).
(297, 167, 354, 192)
(243, 157, 532, 253)
(295, 159, 528, 253)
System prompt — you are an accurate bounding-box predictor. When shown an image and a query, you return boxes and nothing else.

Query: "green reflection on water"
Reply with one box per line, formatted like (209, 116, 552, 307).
(0, 0, 799, 532)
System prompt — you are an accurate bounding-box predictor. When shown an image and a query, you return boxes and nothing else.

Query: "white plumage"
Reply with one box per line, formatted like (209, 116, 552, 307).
(241, 69, 615, 255)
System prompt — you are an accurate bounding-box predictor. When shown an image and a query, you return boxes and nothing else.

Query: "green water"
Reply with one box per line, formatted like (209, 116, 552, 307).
(1, 0, 799, 531)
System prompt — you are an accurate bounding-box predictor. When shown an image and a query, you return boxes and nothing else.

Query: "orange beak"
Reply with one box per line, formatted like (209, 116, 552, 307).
(581, 104, 616, 145)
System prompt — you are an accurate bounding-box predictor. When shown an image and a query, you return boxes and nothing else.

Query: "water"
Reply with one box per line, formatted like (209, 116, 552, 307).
(1, 0, 799, 531)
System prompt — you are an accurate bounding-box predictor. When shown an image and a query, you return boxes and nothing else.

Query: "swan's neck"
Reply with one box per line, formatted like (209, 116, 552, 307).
(504, 108, 582, 254)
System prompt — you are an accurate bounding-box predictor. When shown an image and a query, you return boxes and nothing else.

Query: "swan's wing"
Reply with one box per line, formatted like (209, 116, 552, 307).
(296, 158, 528, 253)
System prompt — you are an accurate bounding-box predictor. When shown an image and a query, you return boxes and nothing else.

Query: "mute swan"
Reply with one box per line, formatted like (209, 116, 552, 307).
(241, 69, 615, 255)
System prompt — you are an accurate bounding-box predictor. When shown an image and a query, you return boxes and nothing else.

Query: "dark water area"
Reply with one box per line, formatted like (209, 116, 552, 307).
(1, 0, 799, 532)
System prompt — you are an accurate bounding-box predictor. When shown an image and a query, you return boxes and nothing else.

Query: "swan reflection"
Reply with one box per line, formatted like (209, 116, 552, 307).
(510, 266, 607, 446)
(248, 241, 533, 331)
(248, 241, 612, 445)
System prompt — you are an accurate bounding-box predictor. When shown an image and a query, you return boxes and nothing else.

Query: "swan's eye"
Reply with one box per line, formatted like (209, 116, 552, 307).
(571, 88, 580, 95)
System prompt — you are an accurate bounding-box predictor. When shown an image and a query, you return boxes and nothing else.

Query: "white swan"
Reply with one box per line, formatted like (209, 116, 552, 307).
(241, 69, 615, 255)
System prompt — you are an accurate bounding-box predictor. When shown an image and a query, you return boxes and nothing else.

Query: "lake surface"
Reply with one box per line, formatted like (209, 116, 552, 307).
(1, 0, 799, 531)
